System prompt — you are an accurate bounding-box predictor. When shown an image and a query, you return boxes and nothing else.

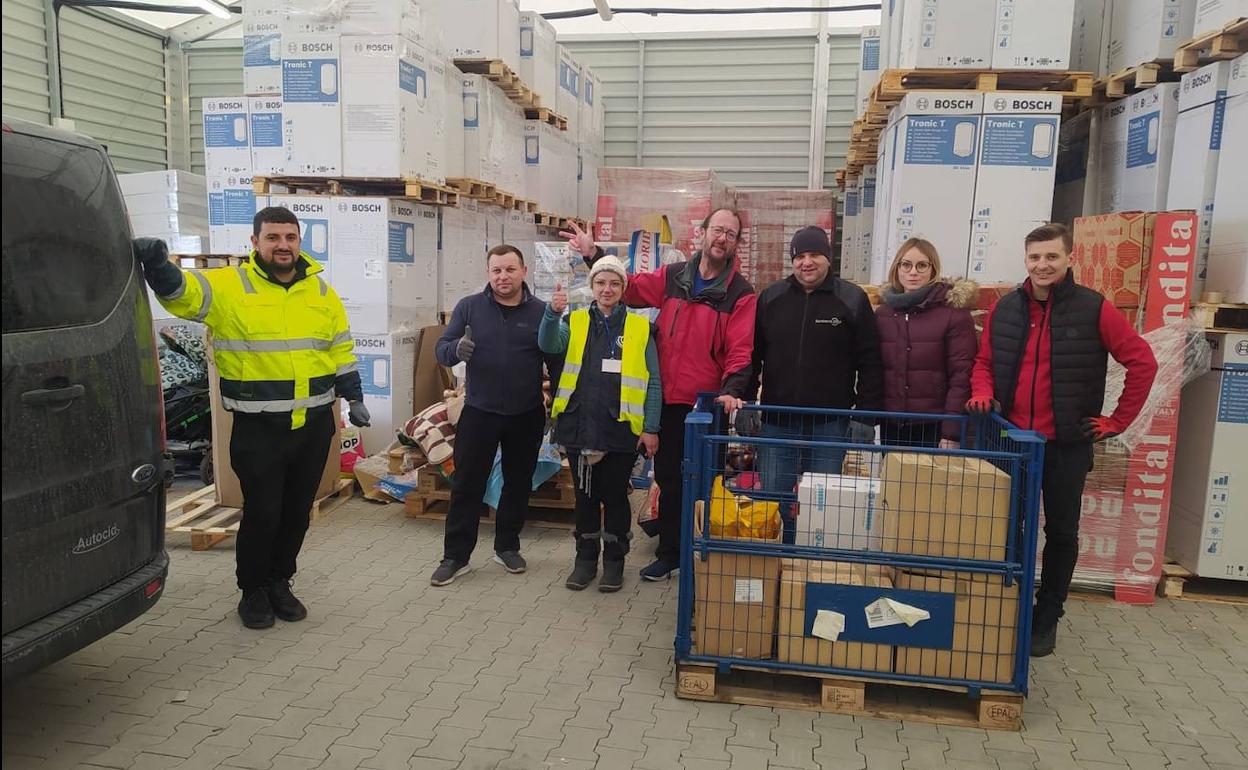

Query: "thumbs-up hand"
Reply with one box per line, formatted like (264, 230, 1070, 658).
(456, 324, 475, 363)
(550, 281, 568, 314)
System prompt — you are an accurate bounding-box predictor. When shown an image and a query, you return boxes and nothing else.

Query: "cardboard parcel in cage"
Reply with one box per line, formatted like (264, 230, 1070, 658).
(693, 479, 782, 660)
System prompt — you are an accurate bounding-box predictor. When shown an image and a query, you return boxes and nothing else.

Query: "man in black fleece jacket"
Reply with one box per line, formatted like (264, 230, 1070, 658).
(430, 244, 557, 586)
(747, 226, 884, 544)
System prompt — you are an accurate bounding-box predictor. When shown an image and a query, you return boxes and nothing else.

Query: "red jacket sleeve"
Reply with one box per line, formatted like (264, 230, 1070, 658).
(1100, 300, 1159, 432)
(718, 292, 758, 398)
(970, 302, 997, 401)
(942, 308, 979, 438)
(623, 264, 667, 310)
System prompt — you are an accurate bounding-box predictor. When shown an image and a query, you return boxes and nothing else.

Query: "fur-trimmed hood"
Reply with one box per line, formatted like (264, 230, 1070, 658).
(881, 277, 979, 311)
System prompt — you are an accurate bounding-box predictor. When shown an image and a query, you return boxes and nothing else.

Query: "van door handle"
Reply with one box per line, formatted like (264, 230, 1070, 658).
(22, 384, 85, 407)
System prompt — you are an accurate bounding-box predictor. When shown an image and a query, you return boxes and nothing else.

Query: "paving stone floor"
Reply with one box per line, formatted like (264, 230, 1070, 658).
(4, 494, 1247, 770)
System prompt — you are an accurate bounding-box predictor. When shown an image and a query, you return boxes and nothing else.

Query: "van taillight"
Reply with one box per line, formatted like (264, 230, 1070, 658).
(144, 578, 163, 598)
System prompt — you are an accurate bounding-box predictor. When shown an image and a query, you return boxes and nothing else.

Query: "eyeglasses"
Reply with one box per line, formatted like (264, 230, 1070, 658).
(898, 261, 932, 274)
(707, 225, 739, 243)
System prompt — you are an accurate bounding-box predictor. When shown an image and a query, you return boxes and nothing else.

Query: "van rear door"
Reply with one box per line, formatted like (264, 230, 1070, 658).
(1, 125, 165, 635)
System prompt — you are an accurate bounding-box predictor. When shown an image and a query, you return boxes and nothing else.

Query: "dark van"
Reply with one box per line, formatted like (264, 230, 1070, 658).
(2, 117, 169, 681)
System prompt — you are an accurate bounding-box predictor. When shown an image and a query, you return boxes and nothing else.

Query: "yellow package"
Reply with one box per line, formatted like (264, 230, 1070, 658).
(708, 476, 781, 541)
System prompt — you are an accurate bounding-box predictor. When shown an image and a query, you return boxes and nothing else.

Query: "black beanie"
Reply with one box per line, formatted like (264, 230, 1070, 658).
(790, 226, 830, 260)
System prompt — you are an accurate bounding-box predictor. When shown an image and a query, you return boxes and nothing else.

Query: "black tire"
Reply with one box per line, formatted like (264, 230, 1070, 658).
(200, 452, 214, 487)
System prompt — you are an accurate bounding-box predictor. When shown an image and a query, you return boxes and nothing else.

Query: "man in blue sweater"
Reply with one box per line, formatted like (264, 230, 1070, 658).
(431, 244, 555, 586)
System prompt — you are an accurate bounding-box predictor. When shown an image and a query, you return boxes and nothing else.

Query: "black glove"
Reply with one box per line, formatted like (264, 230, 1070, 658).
(133, 237, 169, 269)
(134, 237, 182, 296)
(348, 401, 371, 428)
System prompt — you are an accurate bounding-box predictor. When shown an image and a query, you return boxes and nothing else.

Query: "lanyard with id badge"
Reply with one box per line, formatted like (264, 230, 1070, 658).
(601, 329, 624, 373)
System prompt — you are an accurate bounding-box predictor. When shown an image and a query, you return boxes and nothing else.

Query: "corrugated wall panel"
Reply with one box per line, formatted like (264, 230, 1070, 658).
(567, 36, 817, 189)
(824, 32, 862, 188)
(2, 0, 51, 124)
(562, 39, 639, 168)
(186, 45, 243, 175)
(58, 8, 167, 172)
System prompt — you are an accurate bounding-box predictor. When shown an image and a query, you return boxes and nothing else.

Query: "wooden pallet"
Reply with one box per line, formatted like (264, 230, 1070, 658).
(676, 664, 1024, 731)
(252, 176, 459, 206)
(165, 478, 355, 551)
(515, 198, 539, 214)
(845, 67, 1092, 172)
(454, 58, 541, 109)
(1174, 18, 1248, 72)
(1192, 302, 1248, 331)
(445, 176, 497, 201)
(404, 463, 577, 529)
(174, 254, 248, 269)
(524, 106, 569, 131)
(1086, 61, 1180, 104)
(1158, 562, 1248, 605)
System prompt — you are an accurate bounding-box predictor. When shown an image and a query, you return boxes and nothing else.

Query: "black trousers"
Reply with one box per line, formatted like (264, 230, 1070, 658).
(230, 408, 335, 591)
(1034, 440, 1094, 631)
(655, 403, 693, 564)
(443, 404, 546, 563)
(567, 450, 634, 563)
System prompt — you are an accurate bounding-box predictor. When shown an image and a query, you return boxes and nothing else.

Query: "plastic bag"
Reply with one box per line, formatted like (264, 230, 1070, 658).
(482, 431, 564, 510)
(707, 475, 781, 541)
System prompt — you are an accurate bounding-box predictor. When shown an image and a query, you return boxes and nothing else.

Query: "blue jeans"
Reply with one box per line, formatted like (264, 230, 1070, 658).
(755, 416, 850, 544)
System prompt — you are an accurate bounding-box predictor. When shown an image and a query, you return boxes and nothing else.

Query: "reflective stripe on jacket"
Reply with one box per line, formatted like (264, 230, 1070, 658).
(551, 308, 650, 436)
(156, 252, 356, 429)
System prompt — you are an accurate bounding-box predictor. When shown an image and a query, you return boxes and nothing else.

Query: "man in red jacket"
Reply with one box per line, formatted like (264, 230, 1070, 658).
(968, 223, 1157, 657)
(561, 210, 757, 581)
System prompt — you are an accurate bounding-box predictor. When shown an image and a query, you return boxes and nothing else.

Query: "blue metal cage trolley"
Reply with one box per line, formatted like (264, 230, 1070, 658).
(673, 398, 1046, 729)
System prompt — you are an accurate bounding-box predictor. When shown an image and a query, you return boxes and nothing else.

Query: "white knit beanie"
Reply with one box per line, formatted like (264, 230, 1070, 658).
(588, 255, 629, 288)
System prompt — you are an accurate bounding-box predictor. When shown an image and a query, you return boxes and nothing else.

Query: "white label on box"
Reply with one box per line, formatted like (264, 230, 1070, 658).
(734, 578, 764, 604)
(865, 598, 931, 629)
(811, 610, 846, 642)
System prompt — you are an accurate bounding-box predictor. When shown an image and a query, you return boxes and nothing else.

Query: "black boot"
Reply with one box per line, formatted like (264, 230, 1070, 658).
(238, 588, 275, 629)
(1031, 623, 1057, 657)
(599, 560, 624, 593)
(566, 559, 597, 591)
(268, 579, 308, 622)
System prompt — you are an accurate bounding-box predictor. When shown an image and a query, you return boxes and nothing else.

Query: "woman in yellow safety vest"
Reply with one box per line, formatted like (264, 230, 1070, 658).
(540, 255, 662, 593)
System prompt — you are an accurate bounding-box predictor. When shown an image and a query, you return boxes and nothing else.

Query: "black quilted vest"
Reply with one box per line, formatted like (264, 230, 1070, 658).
(990, 274, 1107, 443)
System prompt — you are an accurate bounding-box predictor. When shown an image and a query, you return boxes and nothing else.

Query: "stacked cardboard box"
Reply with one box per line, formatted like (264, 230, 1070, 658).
(880, 0, 1075, 71)
(1169, 330, 1248, 580)
(1107, 0, 1198, 73)
(732, 189, 835, 288)
(120, 171, 209, 255)
(462, 74, 527, 198)
(777, 560, 894, 673)
(1072, 210, 1199, 602)
(1205, 53, 1248, 303)
(519, 11, 558, 106)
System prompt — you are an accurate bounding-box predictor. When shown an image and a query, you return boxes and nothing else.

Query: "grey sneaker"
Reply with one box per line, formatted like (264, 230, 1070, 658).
(430, 559, 470, 586)
(493, 551, 527, 573)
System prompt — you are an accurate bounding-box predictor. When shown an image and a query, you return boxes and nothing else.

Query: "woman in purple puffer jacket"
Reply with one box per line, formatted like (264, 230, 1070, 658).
(874, 237, 978, 449)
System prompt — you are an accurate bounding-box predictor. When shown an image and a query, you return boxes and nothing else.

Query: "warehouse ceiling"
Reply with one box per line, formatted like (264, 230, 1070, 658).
(105, 0, 880, 38)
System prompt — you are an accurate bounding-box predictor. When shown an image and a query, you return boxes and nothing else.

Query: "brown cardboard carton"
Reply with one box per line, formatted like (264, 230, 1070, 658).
(879, 453, 1012, 561)
(207, 334, 341, 508)
(892, 569, 1020, 685)
(693, 523, 781, 660)
(777, 559, 893, 673)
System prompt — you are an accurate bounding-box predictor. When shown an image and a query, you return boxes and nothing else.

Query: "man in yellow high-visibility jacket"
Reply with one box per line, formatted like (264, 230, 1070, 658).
(136, 206, 369, 630)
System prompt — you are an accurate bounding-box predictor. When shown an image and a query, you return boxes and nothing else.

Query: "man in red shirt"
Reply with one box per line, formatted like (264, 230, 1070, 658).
(562, 210, 756, 581)
(968, 223, 1157, 657)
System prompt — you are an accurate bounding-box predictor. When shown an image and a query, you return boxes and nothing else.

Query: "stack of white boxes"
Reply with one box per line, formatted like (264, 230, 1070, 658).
(1167, 60, 1233, 299)
(439, 199, 489, 313)
(446, 0, 520, 73)
(841, 184, 859, 280)
(856, 25, 881, 116)
(462, 74, 527, 197)
(578, 66, 605, 220)
(1107, 0, 1198, 73)
(525, 119, 577, 215)
(1206, 53, 1248, 304)
(519, 11, 558, 106)
(880, 1, 1076, 71)
(556, 45, 582, 141)
(120, 170, 209, 254)
(869, 91, 1061, 284)
(1099, 83, 1181, 213)
(203, 98, 257, 255)
(1195, 0, 1247, 32)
